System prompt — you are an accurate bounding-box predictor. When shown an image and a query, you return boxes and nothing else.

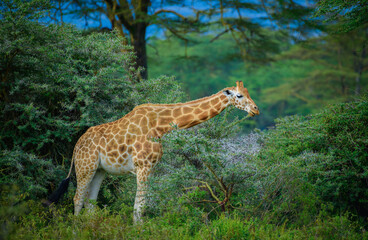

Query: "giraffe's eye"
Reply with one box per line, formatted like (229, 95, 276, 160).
(236, 94, 243, 98)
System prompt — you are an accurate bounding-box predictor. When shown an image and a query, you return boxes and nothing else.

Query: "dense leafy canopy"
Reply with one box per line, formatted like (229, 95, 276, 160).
(315, 0, 368, 32)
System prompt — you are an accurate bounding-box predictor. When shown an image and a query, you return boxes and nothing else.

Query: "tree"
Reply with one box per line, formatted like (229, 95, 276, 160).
(49, 0, 316, 80)
(257, 27, 368, 121)
(287, 25, 367, 95)
(315, 0, 368, 32)
(57, 0, 206, 80)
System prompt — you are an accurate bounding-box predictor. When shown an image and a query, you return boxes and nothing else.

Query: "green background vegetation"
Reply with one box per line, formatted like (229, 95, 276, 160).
(1, 0, 367, 239)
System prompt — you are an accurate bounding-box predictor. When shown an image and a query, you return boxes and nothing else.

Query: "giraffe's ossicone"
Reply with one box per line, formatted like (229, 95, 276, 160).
(46, 81, 259, 223)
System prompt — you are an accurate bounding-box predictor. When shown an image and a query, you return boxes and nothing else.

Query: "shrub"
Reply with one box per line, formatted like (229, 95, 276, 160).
(0, 149, 64, 199)
(0, 0, 137, 160)
(197, 214, 251, 239)
(253, 95, 368, 221)
(145, 108, 260, 220)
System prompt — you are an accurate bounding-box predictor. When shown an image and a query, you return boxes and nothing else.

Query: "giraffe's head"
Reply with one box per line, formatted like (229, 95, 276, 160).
(223, 81, 260, 117)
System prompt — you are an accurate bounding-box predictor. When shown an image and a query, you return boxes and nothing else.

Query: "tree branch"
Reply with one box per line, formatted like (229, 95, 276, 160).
(147, 42, 159, 56)
(104, 0, 133, 32)
(198, 181, 221, 203)
(209, 29, 230, 42)
(153, 9, 187, 20)
(165, 25, 190, 42)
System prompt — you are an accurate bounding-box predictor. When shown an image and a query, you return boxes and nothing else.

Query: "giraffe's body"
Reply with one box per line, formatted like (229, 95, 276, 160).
(61, 81, 259, 222)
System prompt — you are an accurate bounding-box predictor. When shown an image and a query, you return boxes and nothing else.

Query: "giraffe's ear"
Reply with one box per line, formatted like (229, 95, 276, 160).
(223, 89, 234, 96)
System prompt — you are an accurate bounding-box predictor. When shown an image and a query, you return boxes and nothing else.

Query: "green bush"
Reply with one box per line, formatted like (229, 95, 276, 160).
(0, 0, 137, 159)
(256, 96, 368, 219)
(3, 202, 365, 240)
(0, 149, 64, 199)
(198, 214, 251, 240)
(145, 107, 258, 220)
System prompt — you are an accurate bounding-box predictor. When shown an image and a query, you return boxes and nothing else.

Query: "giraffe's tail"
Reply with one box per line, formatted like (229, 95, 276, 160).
(44, 177, 71, 206)
(43, 149, 76, 206)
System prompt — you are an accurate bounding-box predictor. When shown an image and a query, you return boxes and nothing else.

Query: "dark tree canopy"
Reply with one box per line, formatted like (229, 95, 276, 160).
(315, 0, 368, 32)
(49, 0, 316, 79)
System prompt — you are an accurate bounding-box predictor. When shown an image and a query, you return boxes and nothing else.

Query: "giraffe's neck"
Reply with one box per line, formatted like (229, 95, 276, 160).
(172, 91, 229, 129)
(140, 91, 230, 137)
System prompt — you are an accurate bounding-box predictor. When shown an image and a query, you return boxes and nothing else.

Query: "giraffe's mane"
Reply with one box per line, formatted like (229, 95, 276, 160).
(134, 88, 232, 110)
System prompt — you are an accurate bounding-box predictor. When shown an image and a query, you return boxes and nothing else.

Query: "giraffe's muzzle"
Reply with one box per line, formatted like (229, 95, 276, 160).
(249, 110, 260, 117)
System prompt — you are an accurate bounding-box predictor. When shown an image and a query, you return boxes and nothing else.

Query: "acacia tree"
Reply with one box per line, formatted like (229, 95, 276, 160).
(54, 0, 207, 80)
(315, 0, 368, 32)
(260, 25, 367, 116)
(50, 0, 316, 80)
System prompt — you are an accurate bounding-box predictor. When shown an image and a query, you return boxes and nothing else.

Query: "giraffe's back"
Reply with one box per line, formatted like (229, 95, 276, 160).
(74, 107, 163, 175)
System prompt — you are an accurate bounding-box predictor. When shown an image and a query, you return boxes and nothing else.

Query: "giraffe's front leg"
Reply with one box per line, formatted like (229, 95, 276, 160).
(133, 167, 150, 223)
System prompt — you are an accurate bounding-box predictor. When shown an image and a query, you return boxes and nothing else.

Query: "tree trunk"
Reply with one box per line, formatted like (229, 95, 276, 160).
(355, 69, 362, 96)
(340, 76, 346, 95)
(104, 0, 149, 81)
(132, 22, 148, 80)
(337, 46, 346, 96)
(354, 42, 366, 96)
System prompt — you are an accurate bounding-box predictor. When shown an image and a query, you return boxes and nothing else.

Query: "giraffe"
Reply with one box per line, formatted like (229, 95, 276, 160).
(47, 81, 259, 223)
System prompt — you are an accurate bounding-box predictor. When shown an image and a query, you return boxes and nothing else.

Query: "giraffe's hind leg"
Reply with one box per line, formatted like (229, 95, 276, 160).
(84, 169, 105, 209)
(73, 156, 100, 215)
(74, 169, 96, 215)
(72, 128, 102, 215)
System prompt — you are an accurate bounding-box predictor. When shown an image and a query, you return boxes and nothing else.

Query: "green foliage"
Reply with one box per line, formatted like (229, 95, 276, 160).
(0, 186, 31, 238)
(2, 98, 367, 236)
(1, 199, 366, 239)
(129, 75, 186, 106)
(148, 30, 285, 100)
(280, 27, 368, 98)
(256, 95, 368, 219)
(0, 0, 138, 159)
(315, 0, 368, 32)
(198, 215, 251, 239)
(0, 149, 64, 199)
(146, 108, 257, 219)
